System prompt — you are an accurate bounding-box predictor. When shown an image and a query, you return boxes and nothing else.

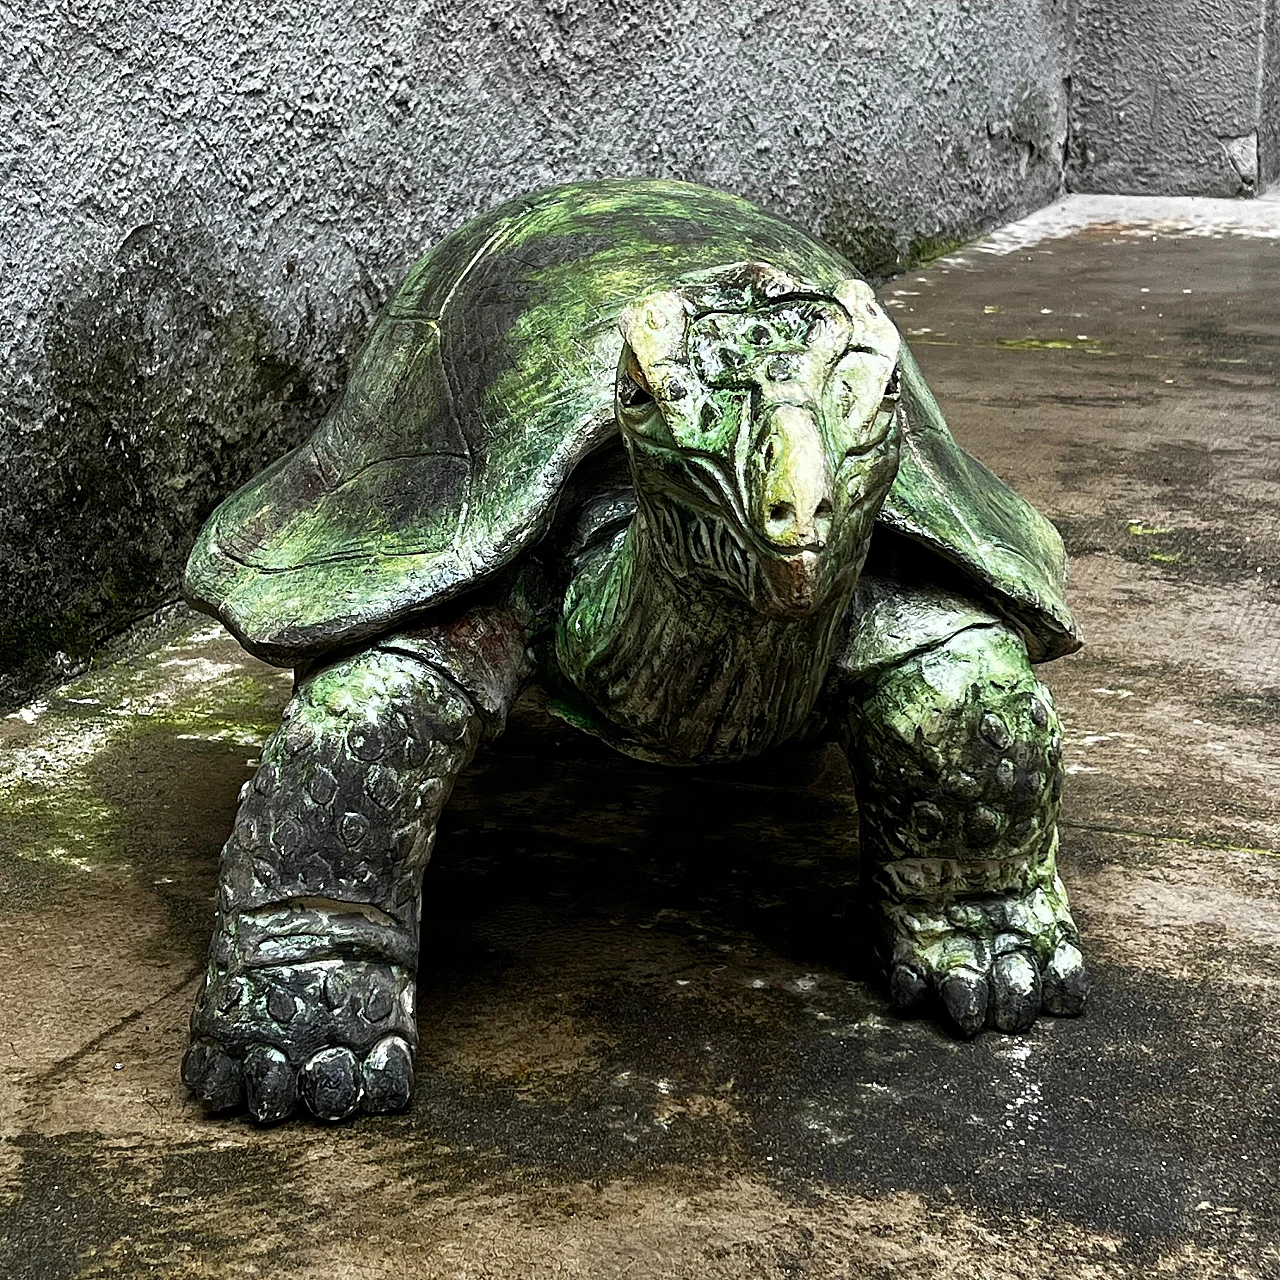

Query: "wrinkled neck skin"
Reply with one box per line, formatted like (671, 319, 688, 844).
(554, 505, 862, 765)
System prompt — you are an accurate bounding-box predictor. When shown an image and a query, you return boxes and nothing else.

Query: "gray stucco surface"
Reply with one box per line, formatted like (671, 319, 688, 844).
(1264, 0, 1280, 184)
(0, 0, 1073, 708)
(1068, 0, 1280, 196)
(7, 0, 1279, 706)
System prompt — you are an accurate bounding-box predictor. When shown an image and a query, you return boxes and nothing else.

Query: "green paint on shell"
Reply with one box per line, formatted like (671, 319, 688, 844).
(185, 179, 1078, 667)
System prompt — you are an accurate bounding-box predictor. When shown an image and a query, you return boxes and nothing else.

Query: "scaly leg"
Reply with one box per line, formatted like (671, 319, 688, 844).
(842, 624, 1089, 1035)
(183, 605, 528, 1121)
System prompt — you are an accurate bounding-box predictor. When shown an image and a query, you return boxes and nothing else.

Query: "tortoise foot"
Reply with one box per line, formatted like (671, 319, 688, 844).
(882, 879, 1090, 1037)
(183, 959, 417, 1123)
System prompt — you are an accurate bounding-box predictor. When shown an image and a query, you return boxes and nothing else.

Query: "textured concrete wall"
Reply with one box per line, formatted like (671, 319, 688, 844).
(0, 0, 1073, 708)
(1263, 0, 1280, 186)
(1068, 0, 1280, 195)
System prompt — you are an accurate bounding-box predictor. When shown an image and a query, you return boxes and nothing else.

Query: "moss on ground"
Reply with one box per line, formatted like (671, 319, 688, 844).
(0, 611, 290, 897)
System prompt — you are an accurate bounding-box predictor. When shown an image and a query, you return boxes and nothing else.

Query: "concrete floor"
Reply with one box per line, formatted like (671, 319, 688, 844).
(2, 195, 1279, 1278)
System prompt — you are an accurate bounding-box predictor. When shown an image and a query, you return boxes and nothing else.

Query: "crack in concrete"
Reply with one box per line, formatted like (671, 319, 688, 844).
(34, 963, 204, 1085)
(1061, 818, 1279, 859)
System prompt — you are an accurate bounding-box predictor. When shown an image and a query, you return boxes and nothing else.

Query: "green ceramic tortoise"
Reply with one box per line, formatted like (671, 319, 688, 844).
(182, 178, 1088, 1123)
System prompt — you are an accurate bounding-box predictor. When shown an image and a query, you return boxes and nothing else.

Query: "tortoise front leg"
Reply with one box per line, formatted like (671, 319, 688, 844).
(182, 605, 529, 1122)
(840, 623, 1090, 1036)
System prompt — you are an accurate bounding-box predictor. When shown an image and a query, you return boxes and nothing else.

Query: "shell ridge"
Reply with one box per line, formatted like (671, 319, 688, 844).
(434, 208, 534, 325)
(430, 321, 475, 562)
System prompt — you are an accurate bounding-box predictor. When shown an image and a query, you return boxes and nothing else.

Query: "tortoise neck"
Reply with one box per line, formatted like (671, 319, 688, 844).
(554, 509, 849, 763)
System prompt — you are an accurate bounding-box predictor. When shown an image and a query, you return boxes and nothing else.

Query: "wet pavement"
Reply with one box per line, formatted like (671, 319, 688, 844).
(2, 194, 1279, 1278)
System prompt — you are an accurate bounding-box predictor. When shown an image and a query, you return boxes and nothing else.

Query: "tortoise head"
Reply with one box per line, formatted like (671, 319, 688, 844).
(615, 262, 902, 619)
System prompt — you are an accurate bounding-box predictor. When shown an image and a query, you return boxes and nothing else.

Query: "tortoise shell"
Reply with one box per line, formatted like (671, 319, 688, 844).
(184, 179, 1078, 665)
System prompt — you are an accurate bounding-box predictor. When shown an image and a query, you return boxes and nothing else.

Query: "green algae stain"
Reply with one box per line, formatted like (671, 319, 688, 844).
(0, 710, 129, 888)
(1059, 514, 1277, 590)
(142, 671, 284, 742)
(1126, 522, 1185, 566)
(996, 338, 1077, 351)
(902, 233, 968, 269)
(6, 214, 324, 715)
(0, 615, 289, 901)
(994, 336, 1116, 355)
(0, 773, 123, 881)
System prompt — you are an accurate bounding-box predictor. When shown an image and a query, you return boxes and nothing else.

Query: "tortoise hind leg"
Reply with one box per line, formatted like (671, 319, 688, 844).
(183, 604, 530, 1122)
(839, 619, 1089, 1036)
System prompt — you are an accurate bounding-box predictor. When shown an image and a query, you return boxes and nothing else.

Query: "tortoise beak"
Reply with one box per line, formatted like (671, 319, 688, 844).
(745, 404, 834, 617)
(749, 404, 834, 553)
(756, 549, 824, 618)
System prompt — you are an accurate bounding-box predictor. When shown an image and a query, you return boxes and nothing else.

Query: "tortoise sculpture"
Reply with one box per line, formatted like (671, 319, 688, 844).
(182, 179, 1088, 1123)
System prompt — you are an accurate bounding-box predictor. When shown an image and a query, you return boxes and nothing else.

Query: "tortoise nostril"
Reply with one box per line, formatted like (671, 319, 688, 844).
(765, 497, 831, 543)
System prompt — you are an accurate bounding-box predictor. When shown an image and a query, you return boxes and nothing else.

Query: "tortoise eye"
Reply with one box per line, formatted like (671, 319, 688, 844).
(879, 367, 901, 416)
(619, 374, 653, 409)
(619, 353, 655, 409)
